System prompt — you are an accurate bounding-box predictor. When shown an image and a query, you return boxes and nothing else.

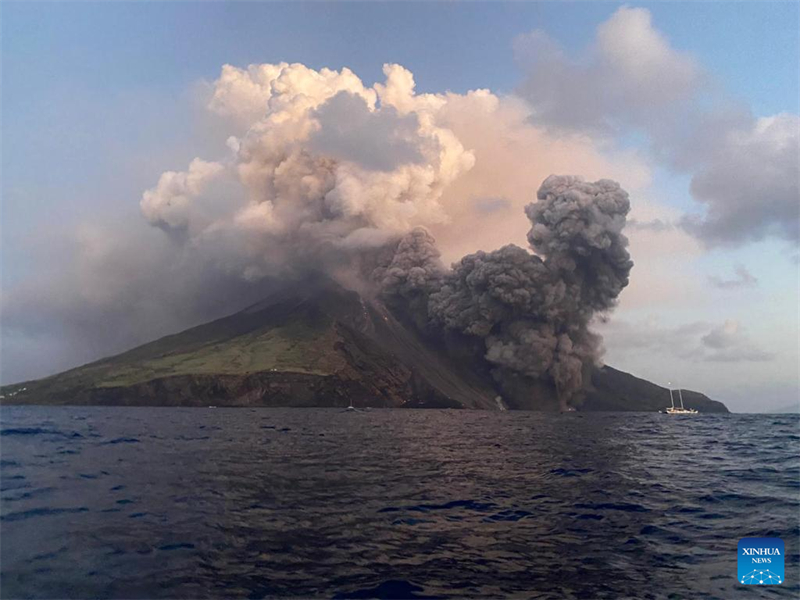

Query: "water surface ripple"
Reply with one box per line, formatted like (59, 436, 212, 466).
(1, 408, 797, 599)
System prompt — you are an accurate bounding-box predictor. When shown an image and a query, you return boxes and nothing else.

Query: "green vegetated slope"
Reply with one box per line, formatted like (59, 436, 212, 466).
(1, 279, 729, 412)
(2, 280, 497, 409)
(585, 366, 728, 413)
(94, 313, 344, 388)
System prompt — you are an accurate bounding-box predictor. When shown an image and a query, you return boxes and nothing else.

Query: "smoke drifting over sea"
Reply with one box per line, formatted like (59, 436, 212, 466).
(2, 62, 635, 396)
(139, 63, 635, 406)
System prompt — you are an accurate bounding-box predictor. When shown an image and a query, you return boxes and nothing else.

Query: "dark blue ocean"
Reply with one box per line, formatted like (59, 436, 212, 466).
(1, 408, 797, 599)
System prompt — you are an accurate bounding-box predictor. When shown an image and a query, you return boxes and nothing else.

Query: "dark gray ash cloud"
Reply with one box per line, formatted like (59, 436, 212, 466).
(379, 175, 634, 409)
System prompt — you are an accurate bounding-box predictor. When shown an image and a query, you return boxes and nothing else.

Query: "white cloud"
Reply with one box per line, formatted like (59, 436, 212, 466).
(514, 7, 701, 134)
(683, 113, 800, 245)
(140, 158, 225, 231)
(515, 6, 799, 247)
(207, 63, 286, 124)
(144, 62, 654, 274)
(599, 317, 774, 364)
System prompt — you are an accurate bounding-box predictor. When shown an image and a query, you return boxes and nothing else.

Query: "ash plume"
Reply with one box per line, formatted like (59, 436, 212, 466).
(379, 175, 633, 409)
(2, 61, 636, 391)
(376, 228, 445, 300)
(139, 63, 475, 284)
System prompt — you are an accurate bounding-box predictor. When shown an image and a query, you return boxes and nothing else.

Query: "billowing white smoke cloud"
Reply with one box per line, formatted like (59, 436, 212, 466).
(2, 61, 648, 385)
(141, 63, 475, 277)
(141, 158, 226, 231)
(71, 61, 639, 405)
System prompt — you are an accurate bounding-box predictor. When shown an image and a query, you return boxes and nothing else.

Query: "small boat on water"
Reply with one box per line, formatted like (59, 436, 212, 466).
(346, 399, 357, 411)
(661, 384, 698, 415)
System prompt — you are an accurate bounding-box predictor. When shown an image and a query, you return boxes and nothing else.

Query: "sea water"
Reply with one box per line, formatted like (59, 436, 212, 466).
(1, 407, 798, 599)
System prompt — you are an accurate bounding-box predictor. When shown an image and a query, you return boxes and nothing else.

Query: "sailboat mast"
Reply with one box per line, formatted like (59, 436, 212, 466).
(678, 388, 685, 409)
(668, 383, 674, 409)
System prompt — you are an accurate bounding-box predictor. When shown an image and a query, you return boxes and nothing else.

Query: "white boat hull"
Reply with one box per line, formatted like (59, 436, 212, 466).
(662, 407, 699, 415)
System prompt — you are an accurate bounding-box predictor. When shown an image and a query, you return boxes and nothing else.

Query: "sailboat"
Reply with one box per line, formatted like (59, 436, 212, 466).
(346, 398, 357, 411)
(662, 383, 698, 415)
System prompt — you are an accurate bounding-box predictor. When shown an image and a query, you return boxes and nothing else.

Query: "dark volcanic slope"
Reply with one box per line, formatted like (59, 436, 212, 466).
(584, 366, 728, 413)
(1, 280, 728, 412)
(1, 280, 498, 410)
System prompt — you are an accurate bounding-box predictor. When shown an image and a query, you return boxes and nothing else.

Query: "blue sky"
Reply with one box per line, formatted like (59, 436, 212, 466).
(2, 2, 798, 411)
(4, 1, 797, 253)
(4, 2, 797, 103)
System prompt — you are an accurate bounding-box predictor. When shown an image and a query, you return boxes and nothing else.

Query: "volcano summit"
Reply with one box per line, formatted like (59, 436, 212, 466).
(0, 276, 727, 413)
